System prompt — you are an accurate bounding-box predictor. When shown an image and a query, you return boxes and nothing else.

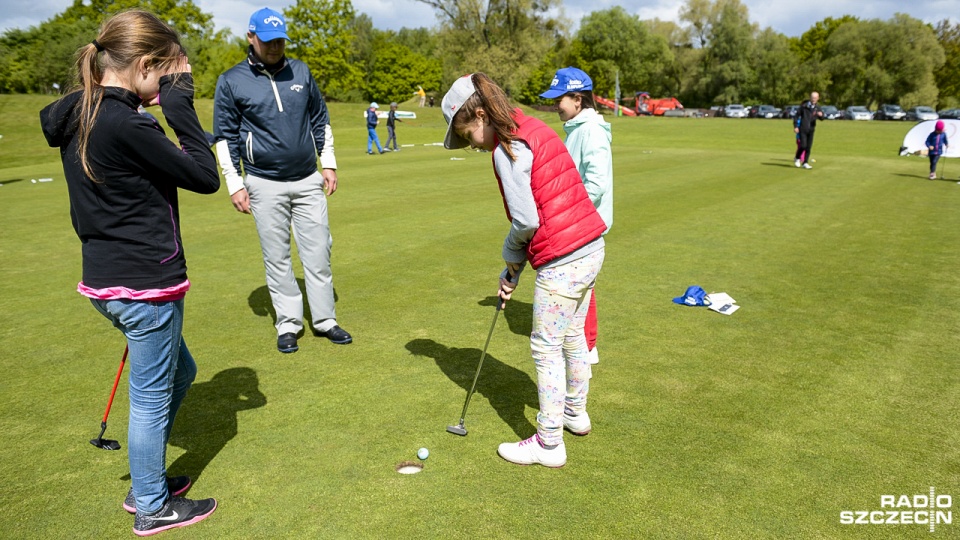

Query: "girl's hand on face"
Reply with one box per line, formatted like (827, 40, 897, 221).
(171, 55, 191, 75)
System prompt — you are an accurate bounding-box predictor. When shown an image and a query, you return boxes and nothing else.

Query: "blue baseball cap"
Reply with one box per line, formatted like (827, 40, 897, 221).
(249, 7, 289, 42)
(540, 67, 593, 99)
(672, 285, 709, 306)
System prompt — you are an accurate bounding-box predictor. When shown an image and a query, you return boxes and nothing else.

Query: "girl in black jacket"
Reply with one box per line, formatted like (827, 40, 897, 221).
(39, 10, 219, 536)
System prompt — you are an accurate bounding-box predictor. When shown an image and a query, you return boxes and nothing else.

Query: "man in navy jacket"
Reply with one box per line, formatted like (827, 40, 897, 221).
(213, 7, 352, 353)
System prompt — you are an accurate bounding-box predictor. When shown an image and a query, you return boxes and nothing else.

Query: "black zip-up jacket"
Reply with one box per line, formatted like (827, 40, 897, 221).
(213, 51, 328, 187)
(794, 100, 821, 133)
(39, 75, 219, 291)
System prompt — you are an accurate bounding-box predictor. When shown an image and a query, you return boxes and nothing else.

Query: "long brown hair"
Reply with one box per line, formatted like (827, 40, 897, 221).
(451, 73, 520, 160)
(72, 10, 184, 181)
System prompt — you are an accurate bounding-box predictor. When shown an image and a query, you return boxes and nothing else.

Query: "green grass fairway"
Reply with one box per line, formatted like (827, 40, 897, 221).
(1, 94, 958, 539)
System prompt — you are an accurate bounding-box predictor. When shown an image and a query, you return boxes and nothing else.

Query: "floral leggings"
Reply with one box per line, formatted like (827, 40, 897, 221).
(530, 248, 605, 446)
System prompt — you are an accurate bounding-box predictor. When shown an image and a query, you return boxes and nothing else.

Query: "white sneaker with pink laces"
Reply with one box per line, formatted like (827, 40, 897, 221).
(497, 434, 566, 467)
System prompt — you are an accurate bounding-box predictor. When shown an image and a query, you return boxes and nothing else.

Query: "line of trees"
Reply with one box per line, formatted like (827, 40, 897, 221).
(1, 0, 958, 109)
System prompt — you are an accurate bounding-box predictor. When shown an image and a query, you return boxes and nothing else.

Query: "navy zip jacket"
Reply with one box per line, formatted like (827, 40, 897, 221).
(39, 75, 220, 291)
(213, 52, 328, 187)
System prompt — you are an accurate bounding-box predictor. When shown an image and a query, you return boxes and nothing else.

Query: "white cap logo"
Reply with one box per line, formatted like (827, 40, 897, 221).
(264, 15, 283, 27)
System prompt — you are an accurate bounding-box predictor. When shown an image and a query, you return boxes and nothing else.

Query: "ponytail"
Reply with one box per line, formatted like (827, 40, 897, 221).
(75, 42, 106, 181)
(451, 73, 520, 161)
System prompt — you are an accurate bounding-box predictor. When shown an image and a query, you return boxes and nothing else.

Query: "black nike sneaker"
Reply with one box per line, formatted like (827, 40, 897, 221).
(133, 496, 217, 536)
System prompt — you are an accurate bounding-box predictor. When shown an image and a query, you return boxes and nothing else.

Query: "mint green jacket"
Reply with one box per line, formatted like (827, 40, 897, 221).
(563, 108, 613, 232)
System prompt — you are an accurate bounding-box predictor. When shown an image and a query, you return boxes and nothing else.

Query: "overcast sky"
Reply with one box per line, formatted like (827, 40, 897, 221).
(2, 0, 957, 39)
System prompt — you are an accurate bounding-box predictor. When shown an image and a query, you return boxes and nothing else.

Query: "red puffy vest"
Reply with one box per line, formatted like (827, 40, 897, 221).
(493, 110, 606, 268)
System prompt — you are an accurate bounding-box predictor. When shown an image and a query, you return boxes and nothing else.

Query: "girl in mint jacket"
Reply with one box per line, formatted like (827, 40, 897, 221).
(541, 67, 614, 366)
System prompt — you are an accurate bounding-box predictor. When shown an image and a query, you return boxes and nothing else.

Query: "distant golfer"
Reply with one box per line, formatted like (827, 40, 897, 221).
(926, 120, 949, 180)
(366, 101, 385, 154)
(540, 67, 613, 367)
(794, 91, 823, 169)
(384, 102, 401, 151)
(442, 73, 606, 468)
(40, 10, 219, 535)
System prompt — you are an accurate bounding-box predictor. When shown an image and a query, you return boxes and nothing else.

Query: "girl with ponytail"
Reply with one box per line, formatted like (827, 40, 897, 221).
(40, 9, 219, 536)
(441, 73, 607, 468)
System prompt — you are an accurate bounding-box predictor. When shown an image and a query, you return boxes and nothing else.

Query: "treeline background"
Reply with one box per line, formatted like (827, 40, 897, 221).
(2, 0, 958, 109)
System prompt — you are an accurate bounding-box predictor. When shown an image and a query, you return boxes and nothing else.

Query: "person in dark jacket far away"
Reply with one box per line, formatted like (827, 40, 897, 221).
(384, 102, 401, 151)
(794, 91, 823, 169)
(213, 7, 352, 354)
(442, 73, 606, 468)
(39, 9, 219, 537)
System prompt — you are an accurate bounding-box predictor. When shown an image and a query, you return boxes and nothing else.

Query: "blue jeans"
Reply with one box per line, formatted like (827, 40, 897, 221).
(930, 154, 940, 174)
(91, 298, 197, 514)
(367, 127, 383, 153)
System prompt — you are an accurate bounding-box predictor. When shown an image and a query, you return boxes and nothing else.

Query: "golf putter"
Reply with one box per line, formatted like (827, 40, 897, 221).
(90, 345, 128, 450)
(447, 271, 515, 436)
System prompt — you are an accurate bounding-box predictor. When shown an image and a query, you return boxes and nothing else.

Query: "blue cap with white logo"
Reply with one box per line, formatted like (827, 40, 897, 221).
(540, 67, 593, 99)
(249, 7, 289, 42)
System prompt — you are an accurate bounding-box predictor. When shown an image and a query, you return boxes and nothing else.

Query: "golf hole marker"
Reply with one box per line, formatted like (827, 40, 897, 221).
(395, 461, 424, 475)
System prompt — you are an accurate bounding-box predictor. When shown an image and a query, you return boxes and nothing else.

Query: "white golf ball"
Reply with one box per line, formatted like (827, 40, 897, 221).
(417, 447, 429, 460)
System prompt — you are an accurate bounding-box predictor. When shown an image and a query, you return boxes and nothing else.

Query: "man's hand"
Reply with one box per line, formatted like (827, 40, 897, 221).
(231, 188, 251, 214)
(321, 168, 338, 196)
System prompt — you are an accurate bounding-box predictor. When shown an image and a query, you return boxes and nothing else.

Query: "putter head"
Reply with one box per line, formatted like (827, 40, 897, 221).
(90, 438, 121, 450)
(446, 424, 468, 436)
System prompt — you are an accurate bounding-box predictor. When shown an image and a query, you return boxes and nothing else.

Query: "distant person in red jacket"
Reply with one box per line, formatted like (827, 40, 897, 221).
(441, 73, 606, 468)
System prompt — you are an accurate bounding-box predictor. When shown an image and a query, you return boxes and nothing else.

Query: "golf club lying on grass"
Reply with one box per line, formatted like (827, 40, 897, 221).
(447, 272, 515, 436)
(90, 345, 127, 450)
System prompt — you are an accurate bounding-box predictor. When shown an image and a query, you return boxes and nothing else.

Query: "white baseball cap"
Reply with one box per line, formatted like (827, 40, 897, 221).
(441, 74, 476, 150)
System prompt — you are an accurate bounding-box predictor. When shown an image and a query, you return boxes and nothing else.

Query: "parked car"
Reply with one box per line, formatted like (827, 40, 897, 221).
(780, 105, 799, 119)
(938, 108, 960, 119)
(820, 105, 842, 120)
(749, 105, 781, 118)
(723, 104, 747, 118)
(844, 106, 873, 121)
(874, 104, 906, 120)
(905, 106, 939, 122)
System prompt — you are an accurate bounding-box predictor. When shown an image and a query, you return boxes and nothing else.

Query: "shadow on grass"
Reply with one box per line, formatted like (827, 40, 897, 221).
(405, 338, 537, 438)
(0, 178, 24, 185)
(477, 295, 532, 338)
(248, 278, 339, 333)
(892, 173, 957, 182)
(761, 162, 800, 168)
(164, 367, 267, 482)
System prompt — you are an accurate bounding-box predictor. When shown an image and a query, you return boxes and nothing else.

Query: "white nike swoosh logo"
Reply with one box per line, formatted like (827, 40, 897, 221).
(154, 511, 179, 521)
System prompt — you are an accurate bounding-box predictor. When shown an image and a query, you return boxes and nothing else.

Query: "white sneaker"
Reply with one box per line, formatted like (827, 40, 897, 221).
(587, 347, 599, 365)
(794, 159, 801, 168)
(497, 435, 566, 467)
(563, 410, 592, 436)
(802, 163, 812, 169)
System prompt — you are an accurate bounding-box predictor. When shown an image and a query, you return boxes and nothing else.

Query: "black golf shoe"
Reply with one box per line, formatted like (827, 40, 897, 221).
(123, 476, 192, 513)
(317, 325, 352, 345)
(133, 496, 217, 536)
(277, 333, 299, 353)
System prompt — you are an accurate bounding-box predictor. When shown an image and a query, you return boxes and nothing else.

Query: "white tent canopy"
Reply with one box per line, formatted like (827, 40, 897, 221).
(900, 119, 960, 158)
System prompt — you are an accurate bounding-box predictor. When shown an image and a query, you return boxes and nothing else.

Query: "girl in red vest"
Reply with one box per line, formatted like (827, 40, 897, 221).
(442, 73, 606, 467)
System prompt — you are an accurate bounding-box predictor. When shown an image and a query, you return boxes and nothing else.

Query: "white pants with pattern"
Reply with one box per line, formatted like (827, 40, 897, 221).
(530, 248, 604, 445)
